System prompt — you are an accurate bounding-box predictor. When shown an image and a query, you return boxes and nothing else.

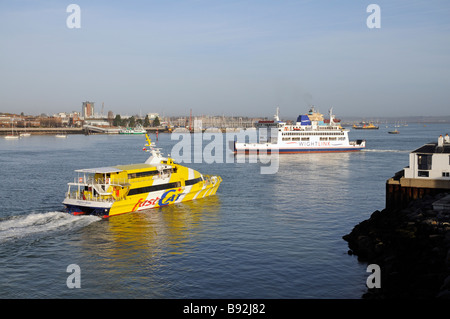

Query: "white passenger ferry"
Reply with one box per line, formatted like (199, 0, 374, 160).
(234, 107, 365, 154)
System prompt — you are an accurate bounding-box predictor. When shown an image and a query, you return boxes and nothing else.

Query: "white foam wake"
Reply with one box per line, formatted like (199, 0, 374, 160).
(0, 211, 101, 243)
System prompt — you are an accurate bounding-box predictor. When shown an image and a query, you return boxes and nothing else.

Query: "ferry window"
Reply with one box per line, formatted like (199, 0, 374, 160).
(128, 181, 182, 196)
(301, 137, 309, 141)
(128, 170, 159, 179)
(282, 137, 290, 141)
(185, 177, 203, 186)
(320, 137, 328, 141)
(292, 137, 300, 141)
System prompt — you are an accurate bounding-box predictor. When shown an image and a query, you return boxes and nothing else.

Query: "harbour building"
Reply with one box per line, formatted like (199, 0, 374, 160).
(82, 101, 95, 119)
(386, 134, 450, 208)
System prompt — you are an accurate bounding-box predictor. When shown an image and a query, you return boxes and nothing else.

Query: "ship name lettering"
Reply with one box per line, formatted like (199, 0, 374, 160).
(158, 189, 182, 206)
(132, 197, 160, 211)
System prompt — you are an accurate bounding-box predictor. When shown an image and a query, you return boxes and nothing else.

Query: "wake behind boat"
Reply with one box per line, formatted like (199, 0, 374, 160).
(63, 134, 222, 218)
(234, 107, 365, 154)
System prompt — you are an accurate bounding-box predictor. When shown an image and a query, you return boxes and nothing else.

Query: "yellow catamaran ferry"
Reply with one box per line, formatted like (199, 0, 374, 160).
(63, 134, 222, 218)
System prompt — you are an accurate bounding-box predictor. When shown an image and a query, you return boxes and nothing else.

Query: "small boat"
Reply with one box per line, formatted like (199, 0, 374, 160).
(119, 124, 146, 134)
(388, 129, 399, 134)
(4, 120, 20, 139)
(4, 135, 19, 139)
(352, 122, 379, 129)
(56, 134, 67, 138)
(62, 134, 222, 218)
(20, 123, 31, 137)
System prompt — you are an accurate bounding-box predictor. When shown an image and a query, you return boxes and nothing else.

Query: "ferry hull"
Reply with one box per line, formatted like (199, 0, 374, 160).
(234, 142, 365, 154)
(64, 203, 111, 217)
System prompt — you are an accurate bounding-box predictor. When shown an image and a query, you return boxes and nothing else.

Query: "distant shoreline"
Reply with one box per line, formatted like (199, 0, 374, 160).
(0, 127, 167, 135)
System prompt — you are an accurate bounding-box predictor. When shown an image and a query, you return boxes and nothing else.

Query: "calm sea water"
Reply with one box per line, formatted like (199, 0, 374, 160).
(0, 123, 448, 299)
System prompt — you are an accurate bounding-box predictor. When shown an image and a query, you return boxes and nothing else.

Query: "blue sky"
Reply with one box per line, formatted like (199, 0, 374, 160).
(1, 0, 449, 118)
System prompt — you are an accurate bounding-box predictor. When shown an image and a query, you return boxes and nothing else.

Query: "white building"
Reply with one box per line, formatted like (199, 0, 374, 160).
(404, 135, 450, 179)
(386, 134, 450, 209)
(147, 113, 159, 120)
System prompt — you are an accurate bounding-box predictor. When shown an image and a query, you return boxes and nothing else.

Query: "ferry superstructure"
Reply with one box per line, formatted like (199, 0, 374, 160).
(63, 134, 222, 218)
(234, 107, 365, 154)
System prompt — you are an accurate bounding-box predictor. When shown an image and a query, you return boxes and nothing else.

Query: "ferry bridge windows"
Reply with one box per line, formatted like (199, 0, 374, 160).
(443, 172, 450, 178)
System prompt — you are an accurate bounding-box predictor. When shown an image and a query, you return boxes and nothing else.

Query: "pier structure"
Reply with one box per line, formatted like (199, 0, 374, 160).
(386, 135, 450, 209)
(0, 127, 84, 135)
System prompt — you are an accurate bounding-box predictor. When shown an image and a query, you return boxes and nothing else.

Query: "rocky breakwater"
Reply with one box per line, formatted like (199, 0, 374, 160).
(343, 193, 450, 299)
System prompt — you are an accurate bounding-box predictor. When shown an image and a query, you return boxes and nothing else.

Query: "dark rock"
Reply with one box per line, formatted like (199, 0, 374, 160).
(343, 192, 450, 298)
(436, 290, 450, 299)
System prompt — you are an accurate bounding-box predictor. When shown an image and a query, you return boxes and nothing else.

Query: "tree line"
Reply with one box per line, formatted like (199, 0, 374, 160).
(113, 114, 160, 127)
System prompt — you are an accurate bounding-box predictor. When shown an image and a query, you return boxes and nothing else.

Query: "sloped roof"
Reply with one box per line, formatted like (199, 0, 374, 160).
(413, 142, 450, 154)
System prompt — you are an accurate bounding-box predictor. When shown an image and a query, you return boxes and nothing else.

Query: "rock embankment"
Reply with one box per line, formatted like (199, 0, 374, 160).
(343, 193, 450, 299)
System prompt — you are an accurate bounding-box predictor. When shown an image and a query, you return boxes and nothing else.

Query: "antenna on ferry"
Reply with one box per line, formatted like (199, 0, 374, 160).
(274, 107, 280, 122)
